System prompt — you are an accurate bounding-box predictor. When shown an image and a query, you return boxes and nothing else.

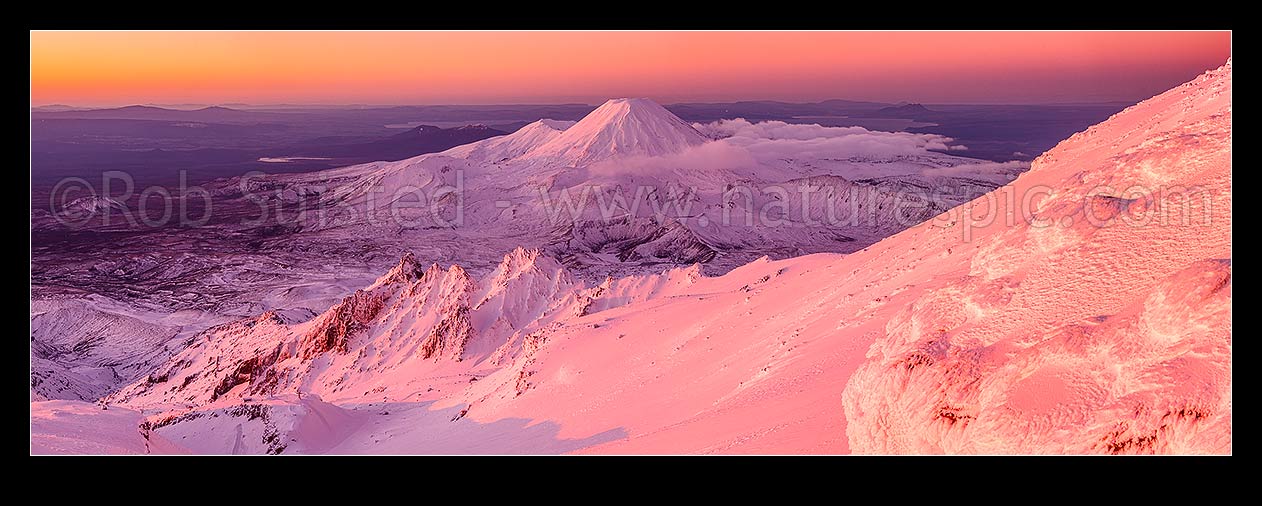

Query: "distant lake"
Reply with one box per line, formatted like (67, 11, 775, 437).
(258, 156, 333, 163)
(385, 120, 525, 129)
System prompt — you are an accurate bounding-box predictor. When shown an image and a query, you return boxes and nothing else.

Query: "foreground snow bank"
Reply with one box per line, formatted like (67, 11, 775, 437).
(843, 60, 1232, 454)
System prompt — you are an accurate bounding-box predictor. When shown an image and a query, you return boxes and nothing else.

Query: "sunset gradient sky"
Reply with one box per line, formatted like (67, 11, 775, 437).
(30, 31, 1231, 107)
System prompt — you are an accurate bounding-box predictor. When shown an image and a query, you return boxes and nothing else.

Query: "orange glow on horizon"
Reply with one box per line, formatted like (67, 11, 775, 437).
(30, 31, 1231, 106)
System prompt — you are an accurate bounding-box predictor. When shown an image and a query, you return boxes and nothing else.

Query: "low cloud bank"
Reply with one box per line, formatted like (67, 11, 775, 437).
(591, 118, 1026, 180)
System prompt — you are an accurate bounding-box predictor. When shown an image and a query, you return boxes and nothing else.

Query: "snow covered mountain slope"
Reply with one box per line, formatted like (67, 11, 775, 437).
(57, 195, 129, 221)
(440, 60, 1231, 454)
(442, 119, 577, 163)
(31, 299, 184, 401)
(838, 61, 1232, 454)
(31, 400, 186, 454)
(107, 248, 588, 407)
(33, 62, 1229, 454)
(524, 98, 707, 165)
(214, 97, 1017, 280)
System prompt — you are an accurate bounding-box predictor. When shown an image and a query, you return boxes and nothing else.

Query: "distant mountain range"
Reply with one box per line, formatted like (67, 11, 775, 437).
(863, 103, 936, 118)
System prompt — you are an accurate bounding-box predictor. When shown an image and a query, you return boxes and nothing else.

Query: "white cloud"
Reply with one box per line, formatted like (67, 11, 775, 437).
(921, 160, 1029, 183)
(694, 118, 969, 161)
(588, 118, 1029, 182)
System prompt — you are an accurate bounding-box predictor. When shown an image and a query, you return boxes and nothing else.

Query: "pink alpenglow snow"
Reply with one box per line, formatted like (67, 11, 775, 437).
(29, 61, 1231, 455)
(524, 98, 708, 165)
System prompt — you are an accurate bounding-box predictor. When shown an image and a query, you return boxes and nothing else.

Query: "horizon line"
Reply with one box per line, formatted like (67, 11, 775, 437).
(31, 97, 1141, 111)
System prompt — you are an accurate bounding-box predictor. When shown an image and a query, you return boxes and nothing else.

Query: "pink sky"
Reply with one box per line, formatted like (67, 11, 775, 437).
(31, 31, 1231, 106)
